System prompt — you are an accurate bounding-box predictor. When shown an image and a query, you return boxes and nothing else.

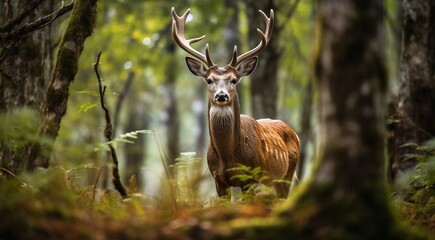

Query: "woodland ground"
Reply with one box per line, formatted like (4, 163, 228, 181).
(0, 165, 433, 239)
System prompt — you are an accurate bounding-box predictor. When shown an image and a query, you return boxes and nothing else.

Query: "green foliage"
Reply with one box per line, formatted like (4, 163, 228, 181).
(0, 108, 41, 149)
(94, 129, 152, 151)
(3, 1, 430, 238)
(401, 139, 435, 200)
(227, 164, 280, 204)
(0, 108, 52, 166)
(396, 139, 435, 234)
(172, 152, 203, 207)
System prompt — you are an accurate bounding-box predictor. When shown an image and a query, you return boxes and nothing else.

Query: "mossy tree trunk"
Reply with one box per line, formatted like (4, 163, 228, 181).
(27, 0, 99, 170)
(278, 1, 411, 237)
(222, 1, 425, 239)
(280, 0, 398, 237)
(389, 0, 435, 182)
(0, 0, 53, 174)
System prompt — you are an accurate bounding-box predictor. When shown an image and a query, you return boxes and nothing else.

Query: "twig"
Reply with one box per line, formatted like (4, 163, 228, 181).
(93, 51, 128, 199)
(0, 167, 18, 178)
(0, 167, 31, 188)
(90, 165, 105, 210)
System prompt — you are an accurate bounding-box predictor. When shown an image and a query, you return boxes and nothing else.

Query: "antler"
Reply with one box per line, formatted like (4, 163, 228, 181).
(171, 7, 215, 67)
(229, 9, 274, 67)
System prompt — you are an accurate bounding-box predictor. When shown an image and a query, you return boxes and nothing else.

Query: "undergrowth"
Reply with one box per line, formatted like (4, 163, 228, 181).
(1, 123, 434, 238)
(0, 157, 281, 239)
(394, 139, 435, 235)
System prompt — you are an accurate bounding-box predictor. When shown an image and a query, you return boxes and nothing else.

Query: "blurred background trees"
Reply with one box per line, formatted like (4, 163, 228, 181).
(10, 0, 314, 196)
(0, 0, 434, 235)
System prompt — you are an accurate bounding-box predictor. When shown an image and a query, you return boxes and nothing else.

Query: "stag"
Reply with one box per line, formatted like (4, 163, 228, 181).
(171, 7, 299, 198)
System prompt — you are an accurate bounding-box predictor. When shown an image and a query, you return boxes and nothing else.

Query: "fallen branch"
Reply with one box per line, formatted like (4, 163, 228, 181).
(93, 51, 128, 199)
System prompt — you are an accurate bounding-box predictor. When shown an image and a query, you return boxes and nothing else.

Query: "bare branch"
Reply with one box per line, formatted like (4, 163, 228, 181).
(0, 0, 44, 33)
(1, 1, 74, 42)
(94, 51, 128, 199)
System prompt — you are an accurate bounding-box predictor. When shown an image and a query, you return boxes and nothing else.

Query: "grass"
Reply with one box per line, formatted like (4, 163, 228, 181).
(1, 138, 434, 239)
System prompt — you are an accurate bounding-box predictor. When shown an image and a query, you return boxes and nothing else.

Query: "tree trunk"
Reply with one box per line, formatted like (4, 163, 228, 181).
(0, 0, 53, 174)
(284, 1, 395, 237)
(164, 42, 180, 175)
(389, 0, 435, 182)
(245, 0, 280, 119)
(296, 79, 313, 180)
(28, 0, 99, 170)
(222, 1, 421, 238)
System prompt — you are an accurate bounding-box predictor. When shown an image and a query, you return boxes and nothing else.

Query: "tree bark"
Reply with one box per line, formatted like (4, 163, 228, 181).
(389, 0, 435, 182)
(0, 0, 53, 174)
(281, 2, 397, 237)
(28, 0, 99, 170)
(245, 0, 280, 119)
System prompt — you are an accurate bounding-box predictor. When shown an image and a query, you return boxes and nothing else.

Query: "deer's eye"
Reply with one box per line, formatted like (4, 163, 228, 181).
(206, 79, 213, 84)
(231, 79, 237, 84)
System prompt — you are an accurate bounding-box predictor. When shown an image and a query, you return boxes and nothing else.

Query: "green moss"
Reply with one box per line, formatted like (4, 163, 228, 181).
(54, 0, 98, 82)
(29, 0, 99, 169)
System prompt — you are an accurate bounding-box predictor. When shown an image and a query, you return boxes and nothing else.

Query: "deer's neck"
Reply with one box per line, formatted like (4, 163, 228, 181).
(208, 96, 241, 158)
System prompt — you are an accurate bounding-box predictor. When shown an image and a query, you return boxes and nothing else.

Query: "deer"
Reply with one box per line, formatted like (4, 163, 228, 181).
(171, 7, 299, 198)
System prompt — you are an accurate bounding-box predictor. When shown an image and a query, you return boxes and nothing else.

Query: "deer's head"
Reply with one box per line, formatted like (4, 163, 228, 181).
(171, 7, 274, 107)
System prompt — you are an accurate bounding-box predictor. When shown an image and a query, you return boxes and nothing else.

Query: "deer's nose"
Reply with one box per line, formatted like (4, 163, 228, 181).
(215, 91, 229, 102)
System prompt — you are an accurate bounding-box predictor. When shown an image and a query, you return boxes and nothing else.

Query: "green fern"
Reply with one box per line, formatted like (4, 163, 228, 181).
(94, 129, 152, 151)
(78, 103, 98, 113)
(227, 164, 277, 203)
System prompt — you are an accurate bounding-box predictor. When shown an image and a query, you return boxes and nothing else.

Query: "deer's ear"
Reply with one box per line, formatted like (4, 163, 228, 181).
(236, 56, 258, 77)
(186, 57, 208, 77)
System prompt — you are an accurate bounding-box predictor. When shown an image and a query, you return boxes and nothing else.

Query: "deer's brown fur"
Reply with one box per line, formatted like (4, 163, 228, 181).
(207, 89, 299, 198)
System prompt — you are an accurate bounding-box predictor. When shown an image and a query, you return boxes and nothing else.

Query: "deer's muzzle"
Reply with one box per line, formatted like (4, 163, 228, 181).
(215, 91, 229, 103)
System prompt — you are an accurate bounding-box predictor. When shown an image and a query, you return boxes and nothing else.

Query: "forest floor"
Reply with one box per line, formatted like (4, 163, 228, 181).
(0, 166, 433, 239)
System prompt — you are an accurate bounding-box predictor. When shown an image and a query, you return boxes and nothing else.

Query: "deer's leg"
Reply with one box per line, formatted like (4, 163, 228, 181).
(214, 176, 230, 197)
(273, 181, 290, 198)
(207, 146, 230, 197)
(274, 157, 297, 198)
